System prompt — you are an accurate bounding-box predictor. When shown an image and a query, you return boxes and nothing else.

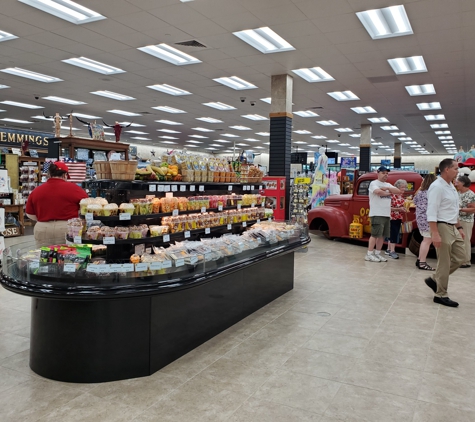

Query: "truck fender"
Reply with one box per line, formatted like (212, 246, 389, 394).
(308, 207, 353, 238)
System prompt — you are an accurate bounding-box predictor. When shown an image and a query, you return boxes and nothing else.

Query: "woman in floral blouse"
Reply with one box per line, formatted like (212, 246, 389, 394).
(386, 179, 408, 259)
(457, 175, 475, 268)
(413, 174, 437, 270)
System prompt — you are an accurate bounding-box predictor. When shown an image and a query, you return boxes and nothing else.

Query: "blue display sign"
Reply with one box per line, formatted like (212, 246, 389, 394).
(341, 157, 357, 169)
(381, 159, 391, 166)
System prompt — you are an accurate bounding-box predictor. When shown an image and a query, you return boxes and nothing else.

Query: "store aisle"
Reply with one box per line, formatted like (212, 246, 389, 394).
(1, 234, 475, 421)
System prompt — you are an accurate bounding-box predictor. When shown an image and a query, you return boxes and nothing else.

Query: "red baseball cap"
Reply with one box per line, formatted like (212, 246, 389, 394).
(53, 161, 70, 178)
(458, 158, 475, 168)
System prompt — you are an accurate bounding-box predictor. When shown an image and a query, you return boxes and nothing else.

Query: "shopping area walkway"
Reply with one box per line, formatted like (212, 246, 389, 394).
(1, 234, 475, 421)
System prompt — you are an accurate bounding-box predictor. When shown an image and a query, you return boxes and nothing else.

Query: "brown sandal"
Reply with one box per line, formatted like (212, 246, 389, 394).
(418, 262, 434, 271)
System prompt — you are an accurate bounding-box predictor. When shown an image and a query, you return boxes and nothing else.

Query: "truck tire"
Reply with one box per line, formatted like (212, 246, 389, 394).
(309, 219, 334, 240)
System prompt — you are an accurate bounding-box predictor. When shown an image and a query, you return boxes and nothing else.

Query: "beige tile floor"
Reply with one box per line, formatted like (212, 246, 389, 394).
(1, 233, 475, 421)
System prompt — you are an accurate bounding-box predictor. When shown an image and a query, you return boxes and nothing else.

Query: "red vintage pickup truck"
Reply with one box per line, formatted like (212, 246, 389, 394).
(308, 171, 425, 253)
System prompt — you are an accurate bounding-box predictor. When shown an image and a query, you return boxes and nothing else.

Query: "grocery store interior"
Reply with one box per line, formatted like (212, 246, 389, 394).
(1, 0, 475, 421)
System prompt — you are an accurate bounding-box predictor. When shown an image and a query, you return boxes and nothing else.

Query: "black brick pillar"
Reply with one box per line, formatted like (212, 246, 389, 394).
(359, 146, 371, 172)
(394, 157, 401, 168)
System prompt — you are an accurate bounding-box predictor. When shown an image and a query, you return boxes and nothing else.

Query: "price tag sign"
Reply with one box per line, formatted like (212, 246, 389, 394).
(175, 258, 185, 267)
(103, 236, 116, 245)
(190, 185, 196, 192)
(172, 209, 179, 216)
(259, 185, 263, 190)
(201, 207, 206, 214)
(135, 263, 149, 272)
(150, 262, 163, 271)
(73, 236, 82, 244)
(251, 186, 255, 190)
(184, 231, 191, 238)
(97, 264, 111, 273)
(122, 264, 134, 273)
(218, 205, 223, 211)
(228, 185, 233, 191)
(163, 234, 170, 242)
(86, 264, 97, 273)
(63, 263, 76, 273)
(119, 213, 131, 221)
(237, 204, 242, 210)
(242, 221, 247, 227)
(251, 203, 255, 207)
(85, 213, 93, 221)
(199, 185, 205, 192)
(162, 260, 172, 269)
(164, 185, 171, 192)
(257, 219, 261, 223)
(205, 227, 211, 234)
(171, 185, 178, 192)
(39, 266, 49, 274)
(30, 261, 39, 269)
(157, 185, 164, 192)
(268, 217, 272, 221)
(227, 224, 232, 230)
(110, 264, 122, 273)
(149, 184, 157, 192)
(180, 185, 186, 192)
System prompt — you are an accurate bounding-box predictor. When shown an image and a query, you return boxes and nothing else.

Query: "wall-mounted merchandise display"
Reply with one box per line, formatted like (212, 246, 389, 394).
(290, 178, 311, 225)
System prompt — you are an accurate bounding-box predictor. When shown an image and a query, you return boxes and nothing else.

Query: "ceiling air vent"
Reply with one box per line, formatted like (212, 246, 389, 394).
(175, 40, 207, 48)
(367, 75, 399, 83)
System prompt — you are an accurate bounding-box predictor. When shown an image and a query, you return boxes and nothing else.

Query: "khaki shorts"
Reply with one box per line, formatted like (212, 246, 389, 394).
(370, 216, 390, 238)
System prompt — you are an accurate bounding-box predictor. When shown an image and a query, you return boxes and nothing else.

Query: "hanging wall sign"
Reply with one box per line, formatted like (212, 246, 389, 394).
(0, 128, 52, 149)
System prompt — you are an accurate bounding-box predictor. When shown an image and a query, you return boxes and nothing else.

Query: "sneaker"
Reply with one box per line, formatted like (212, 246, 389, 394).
(384, 250, 391, 255)
(388, 251, 399, 259)
(365, 253, 380, 262)
(375, 253, 388, 262)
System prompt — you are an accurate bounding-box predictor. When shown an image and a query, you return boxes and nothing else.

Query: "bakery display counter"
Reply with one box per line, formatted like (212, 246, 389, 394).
(0, 222, 310, 383)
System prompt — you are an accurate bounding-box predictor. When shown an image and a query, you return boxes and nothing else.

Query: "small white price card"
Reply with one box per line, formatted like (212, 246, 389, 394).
(135, 263, 149, 272)
(268, 217, 272, 221)
(150, 262, 163, 271)
(97, 265, 111, 273)
(63, 263, 76, 273)
(199, 185, 204, 192)
(103, 236, 116, 245)
(110, 264, 122, 273)
(190, 185, 196, 192)
(122, 264, 134, 273)
(205, 227, 211, 234)
(201, 207, 206, 213)
(119, 213, 131, 221)
(251, 186, 255, 190)
(237, 204, 242, 210)
(85, 213, 93, 221)
(175, 258, 185, 267)
(149, 184, 157, 192)
(162, 260, 172, 269)
(242, 221, 247, 227)
(257, 219, 260, 223)
(157, 185, 164, 192)
(39, 266, 49, 274)
(163, 234, 170, 242)
(259, 185, 263, 190)
(172, 209, 179, 216)
(164, 185, 171, 192)
(73, 236, 82, 244)
(227, 224, 232, 230)
(184, 231, 191, 238)
(251, 203, 255, 207)
(171, 185, 177, 192)
(228, 185, 233, 191)
(218, 205, 223, 211)
(180, 185, 186, 192)
(30, 261, 39, 269)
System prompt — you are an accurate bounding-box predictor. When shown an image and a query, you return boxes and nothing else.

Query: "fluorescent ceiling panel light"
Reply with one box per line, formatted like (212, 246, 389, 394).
(186, 140, 203, 144)
(327, 91, 359, 101)
(0, 85, 9, 89)
(372, 142, 383, 145)
(185, 145, 199, 148)
(131, 137, 151, 140)
(214, 140, 231, 143)
(424, 114, 445, 121)
(155, 120, 182, 125)
(107, 110, 141, 116)
(62, 57, 124, 74)
(41, 96, 86, 105)
(317, 120, 338, 126)
(0, 30, 17, 42)
(209, 144, 223, 147)
(0, 100, 43, 109)
(263, 142, 270, 145)
(256, 132, 270, 136)
(339, 143, 350, 146)
(335, 128, 353, 132)
(381, 125, 398, 130)
(293, 141, 307, 144)
(242, 114, 268, 121)
(292, 67, 334, 83)
(122, 122, 145, 127)
(152, 106, 186, 113)
(405, 141, 417, 144)
(205, 147, 218, 150)
(294, 110, 319, 117)
(196, 117, 223, 123)
(157, 129, 181, 133)
(388, 56, 427, 75)
(294, 130, 312, 134)
(417, 102, 441, 110)
(0, 118, 32, 123)
(351, 106, 376, 114)
(214, 76, 257, 90)
(435, 131, 451, 135)
(368, 117, 389, 123)
(326, 140, 340, 143)
(312, 135, 327, 139)
(74, 113, 101, 119)
(126, 130, 148, 134)
(254, 146, 265, 149)
(192, 127, 214, 132)
(189, 135, 208, 138)
(244, 138, 259, 142)
(138, 43, 201, 65)
(221, 133, 239, 137)
(356, 5, 413, 40)
(161, 141, 177, 144)
(18, 0, 105, 24)
(260, 98, 271, 104)
(439, 136, 453, 140)
(441, 140, 455, 144)
(229, 126, 251, 130)
(406, 84, 436, 96)
(399, 137, 412, 141)
(235, 143, 249, 146)
(147, 84, 191, 96)
(308, 144, 321, 147)
(233, 26, 295, 54)
(158, 136, 179, 139)
(0, 67, 62, 83)
(203, 102, 235, 110)
(90, 91, 135, 101)
(390, 132, 406, 136)
(430, 123, 448, 129)
(349, 134, 361, 138)
(349, 146, 359, 149)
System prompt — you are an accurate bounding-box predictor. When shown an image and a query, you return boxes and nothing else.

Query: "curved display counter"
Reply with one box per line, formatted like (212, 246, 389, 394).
(0, 223, 309, 383)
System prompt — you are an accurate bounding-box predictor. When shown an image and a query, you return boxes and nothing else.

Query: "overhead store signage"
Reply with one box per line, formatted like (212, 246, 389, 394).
(0, 128, 52, 148)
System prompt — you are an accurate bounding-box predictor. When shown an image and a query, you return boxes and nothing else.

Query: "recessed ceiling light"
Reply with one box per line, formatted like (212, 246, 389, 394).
(90, 91, 135, 101)
(356, 5, 413, 40)
(192, 127, 214, 132)
(372, 142, 383, 145)
(406, 84, 436, 96)
(351, 106, 377, 114)
(41, 96, 86, 105)
(339, 143, 350, 146)
(158, 136, 179, 139)
(244, 138, 260, 142)
(399, 137, 412, 141)
(152, 106, 186, 113)
(186, 140, 203, 144)
(126, 130, 148, 135)
(326, 140, 340, 143)
(293, 141, 307, 144)
(62, 57, 124, 74)
(327, 91, 359, 101)
(388, 56, 427, 74)
(0, 30, 17, 42)
(121, 122, 145, 127)
(368, 117, 390, 123)
(335, 128, 353, 133)
(214, 139, 231, 143)
(0, 118, 32, 124)
(435, 130, 451, 135)
(221, 133, 239, 137)
(241, 114, 268, 121)
(73, 113, 101, 119)
(233, 26, 295, 54)
(107, 110, 141, 116)
(196, 117, 223, 123)
(161, 141, 178, 144)
(205, 147, 219, 150)
(229, 125, 251, 130)
(203, 102, 235, 110)
(131, 137, 151, 140)
(349, 134, 361, 138)
(0, 100, 43, 109)
(18, 0, 106, 24)
(292, 67, 334, 83)
(157, 129, 181, 133)
(381, 125, 399, 130)
(390, 132, 406, 136)
(256, 132, 270, 136)
(405, 141, 417, 144)
(424, 114, 445, 121)
(260, 98, 271, 104)
(189, 135, 208, 139)
(294, 110, 319, 117)
(430, 123, 448, 129)
(0, 85, 9, 89)
(137, 43, 201, 65)
(0, 67, 62, 83)
(148, 84, 191, 96)
(254, 146, 265, 149)
(348, 146, 360, 149)
(317, 120, 338, 126)
(155, 120, 183, 125)
(439, 136, 453, 140)
(416, 102, 441, 111)
(263, 142, 270, 145)
(235, 143, 249, 146)
(214, 76, 257, 90)
(294, 130, 312, 134)
(185, 144, 199, 148)
(312, 135, 327, 139)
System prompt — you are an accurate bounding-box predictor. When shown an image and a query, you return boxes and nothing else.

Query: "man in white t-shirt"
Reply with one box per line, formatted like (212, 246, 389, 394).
(365, 166, 404, 262)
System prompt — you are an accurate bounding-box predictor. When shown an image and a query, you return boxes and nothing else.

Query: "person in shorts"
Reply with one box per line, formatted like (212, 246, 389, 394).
(365, 166, 404, 262)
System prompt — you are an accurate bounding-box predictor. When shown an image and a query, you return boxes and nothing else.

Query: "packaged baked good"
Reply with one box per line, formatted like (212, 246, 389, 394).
(103, 203, 118, 216)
